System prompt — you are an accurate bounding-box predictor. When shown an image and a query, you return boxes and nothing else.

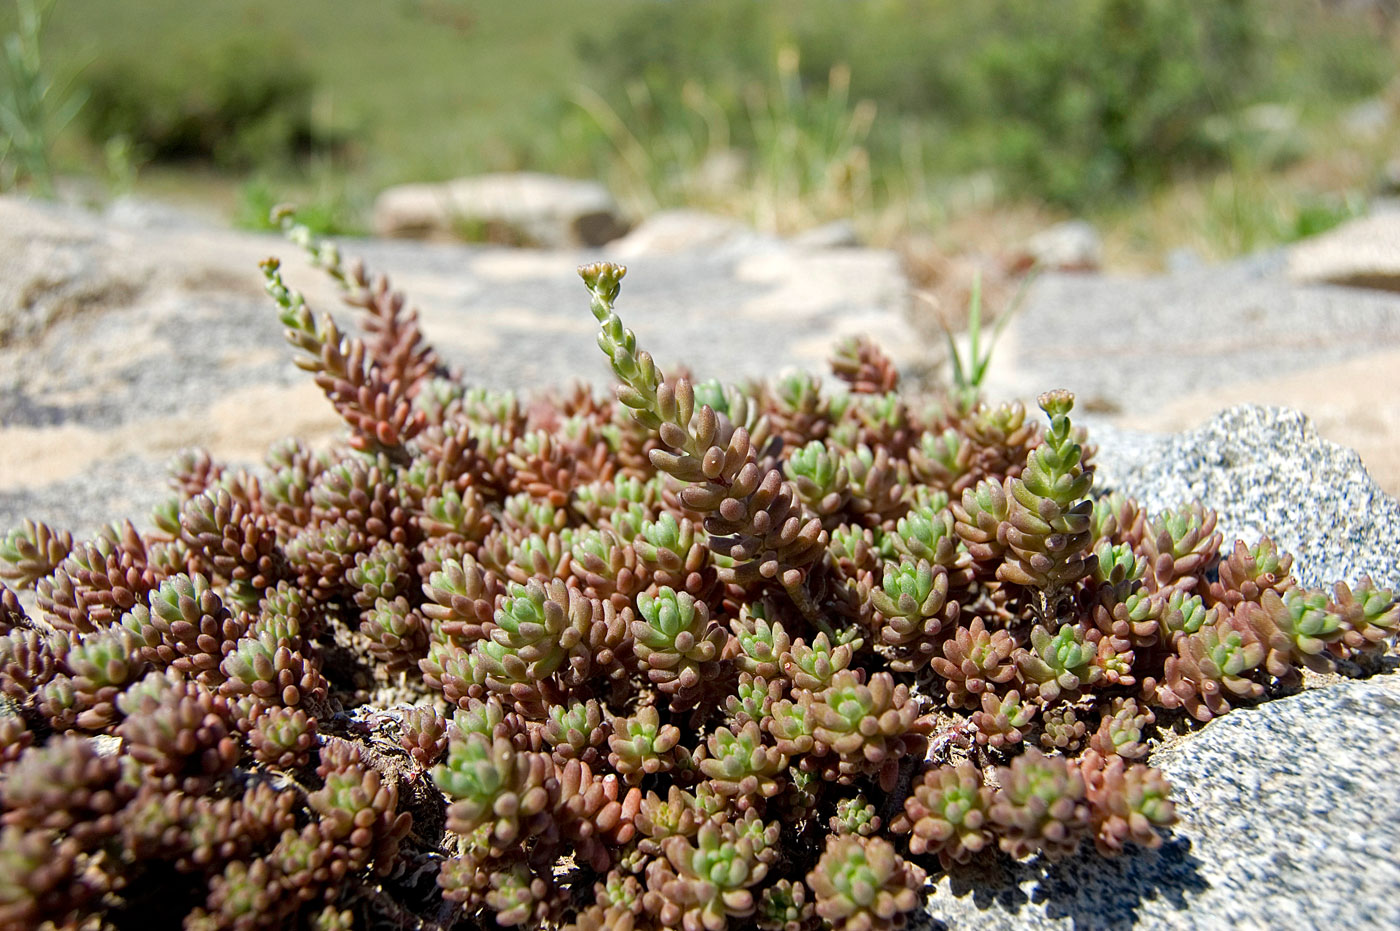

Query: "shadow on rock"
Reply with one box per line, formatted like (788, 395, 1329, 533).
(927, 835, 1208, 931)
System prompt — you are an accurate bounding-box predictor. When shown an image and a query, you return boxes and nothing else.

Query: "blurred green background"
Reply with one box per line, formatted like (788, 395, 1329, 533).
(2, 0, 1397, 268)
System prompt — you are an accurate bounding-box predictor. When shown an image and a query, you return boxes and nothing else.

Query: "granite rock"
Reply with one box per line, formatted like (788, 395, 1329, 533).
(1087, 405, 1400, 591)
(914, 674, 1400, 931)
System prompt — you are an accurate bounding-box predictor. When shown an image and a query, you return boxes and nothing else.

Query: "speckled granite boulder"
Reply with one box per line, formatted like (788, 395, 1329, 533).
(913, 675, 1400, 931)
(1089, 405, 1400, 590)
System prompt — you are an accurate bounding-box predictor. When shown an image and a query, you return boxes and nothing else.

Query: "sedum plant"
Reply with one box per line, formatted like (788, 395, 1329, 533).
(0, 224, 1394, 931)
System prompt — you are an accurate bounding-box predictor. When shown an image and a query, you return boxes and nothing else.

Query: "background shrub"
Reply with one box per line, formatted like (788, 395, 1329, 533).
(80, 36, 334, 169)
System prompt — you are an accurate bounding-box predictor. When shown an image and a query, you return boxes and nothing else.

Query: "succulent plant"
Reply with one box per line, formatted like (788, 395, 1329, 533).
(807, 834, 925, 931)
(988, 748, 1091, 860)
(997, 391, 1096, 612)
(895, 760, 995, 868)
(0, 224, 1386, 929)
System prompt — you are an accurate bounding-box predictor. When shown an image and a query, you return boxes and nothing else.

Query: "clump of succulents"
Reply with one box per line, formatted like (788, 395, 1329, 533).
(0, 220, 1395, 931)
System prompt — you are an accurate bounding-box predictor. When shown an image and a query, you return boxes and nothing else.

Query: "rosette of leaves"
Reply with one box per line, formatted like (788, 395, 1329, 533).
(826, 524, 886, 581)
(422, 553, 502, 646)
(633, 513, 718, 603)
(347, 539, 413, 611)
(186, 856, 297, 930)
(283, 519, 367, 602)
(698, 720, 789, 806)
(418, 639, 485, 709)
(830, 335, 899, 395)
(1088, 697, 1155, 760)
(1015, 622, 1101, 703)
(781, 632, 857, 694)
(998, 391, 1096, 611)
(845, 444, 907, 528)
(116, 670, 241, 793)
(635, 785, 702, 857)
(308, 456, 405, 547)
(647, 818, 773, 931)
(988, 748, 1090, 860)
(1039, 704, 1087, 752)
(133, 572, 243, 682)
(219, 629, 327, 715)
(724, 673, 785, 727)
(61, 625, 148, 729)
(970, 688, 1037, 749)
(869, 558, 958, 671)
(179, 488, 283, 609)
(400, 704, 449, 768)
(633, 587, 725, 707)
(0, 519, 73, 588)
(359, 596, 429, 671)
(909, 427, 973, 493)
(1088, 540, 1160, 651)
(1330, 576, 1399, 660)
(609, 704, 683, 783)
(247, 703, 317, 769)
(1155, 590, 1215, 648)
(0, 827, 99, 931)
(418, 485, 492, 550)
(474, 577, 594, 708)
(1206, 537, 1294, 610)
(309, 740, 412, 874)
(260, 438, 325, 533)
(766, 371, 831, 449)
(570, 473, 651, 528)
(484, 859, 560, 928)
(1139, 501, 1222, 594)
(35, 531, 154, 633)
(807, 670, 928, 790)
(502, 492, 569, 538)
(543, 698, 610, 764)
(888, 501, 969, 583)
(757, 879, 819, 931)
(255, 580, 313, 646)
(961, 400, 1041, 483)
(895, 761, 994, 869)
(786, 441, 852, 528)
(570, 527, 643, 609)
(830, 794, 881, 837)
(1078, 750, 1177, 856)
(1246, 588, 1345, 679)
(0, 706, 31, 765)
(929, 616, 1016, 709)
(844, 391, 913, 456)
(433, 731, 553, 851)
(806, 834, 925, 931)
(726, 608, 792, 680)
(1153, 609, 1266, 722)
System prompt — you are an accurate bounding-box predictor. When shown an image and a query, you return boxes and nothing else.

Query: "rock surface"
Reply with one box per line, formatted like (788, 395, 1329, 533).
(913, 673, 1400, 931)
(1024, 219, 1102, 271)
(372, 172, 628, 247)
(982, 250, 1400, 494)
(0, 195, 923, 536)
(1088, 405, 1400, 590)
(1288, 208, 1400, 292)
